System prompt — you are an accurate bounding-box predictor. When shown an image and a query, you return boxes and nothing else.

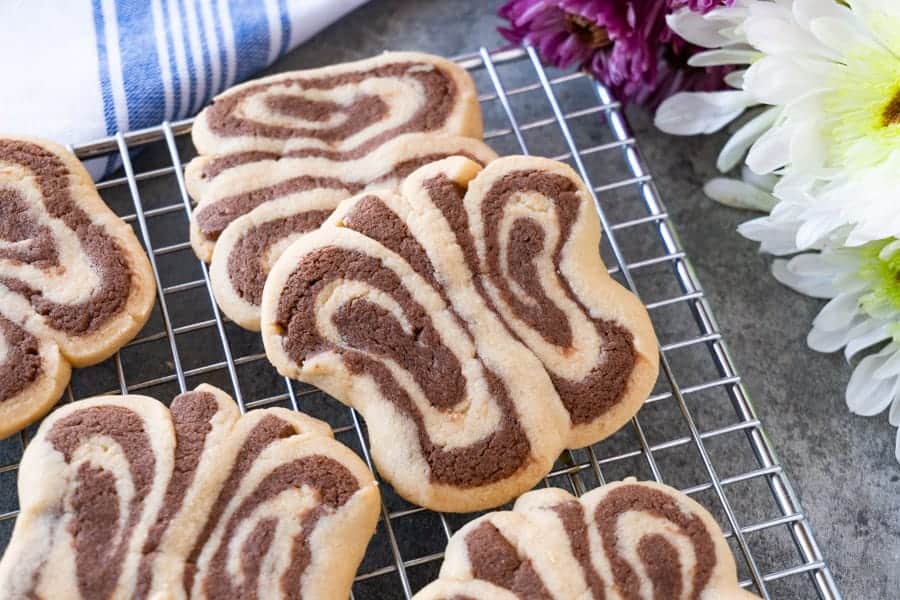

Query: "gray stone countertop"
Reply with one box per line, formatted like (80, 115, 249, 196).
(269, 1, 898, 598)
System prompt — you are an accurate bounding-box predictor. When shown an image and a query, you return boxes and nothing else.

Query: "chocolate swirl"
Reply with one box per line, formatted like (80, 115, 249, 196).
(273, 245, 530, 489)
(0, 137, 155, 439)
(192, 52, 481, 159)
(414, 481, 761, 600)
(201, 136, 497, 332)
(475, 169, 636, 424)
(0, 140, 133, 335)
(0, 384, 379, 600)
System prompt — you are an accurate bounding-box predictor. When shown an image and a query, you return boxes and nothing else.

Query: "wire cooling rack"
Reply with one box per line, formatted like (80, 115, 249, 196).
(0, 46, 841, 599)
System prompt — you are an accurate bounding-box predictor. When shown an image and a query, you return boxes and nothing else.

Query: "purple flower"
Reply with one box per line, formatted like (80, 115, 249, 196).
(498, 0, 733, 109)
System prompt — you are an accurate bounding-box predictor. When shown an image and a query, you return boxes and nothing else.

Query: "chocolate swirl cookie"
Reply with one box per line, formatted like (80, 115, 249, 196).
(190, 51, 482, 159)
(414, 480, 761, 600)
(0, 384, 380, 599)
(0, 136, 155, 439)
(199, 134, 497, 330)
(260, 157, 657, 511)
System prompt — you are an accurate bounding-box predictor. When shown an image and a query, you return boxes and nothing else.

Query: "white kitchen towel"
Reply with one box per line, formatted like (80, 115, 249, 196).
(0, 0, 369, 178)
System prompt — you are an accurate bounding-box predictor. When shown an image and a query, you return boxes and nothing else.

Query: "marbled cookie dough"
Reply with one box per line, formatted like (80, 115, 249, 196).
(0, 136, 155, 438)
(260, 157, 657, 511)
(0, 384, 380, 600)
(202, 135, 498, 330)
(414, 480, 761, 600)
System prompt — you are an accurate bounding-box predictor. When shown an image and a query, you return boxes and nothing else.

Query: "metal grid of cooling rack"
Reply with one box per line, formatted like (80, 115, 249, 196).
(0, 46, 841, 599)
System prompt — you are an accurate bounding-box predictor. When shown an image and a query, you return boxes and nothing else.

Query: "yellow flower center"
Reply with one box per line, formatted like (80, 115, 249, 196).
(821, 14, 900, 171)
(882, 87, 900, 126)
(564, 13, 611, 50)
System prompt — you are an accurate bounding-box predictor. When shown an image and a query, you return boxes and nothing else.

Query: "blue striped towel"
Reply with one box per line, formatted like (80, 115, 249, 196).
(0, 0, 369, 178)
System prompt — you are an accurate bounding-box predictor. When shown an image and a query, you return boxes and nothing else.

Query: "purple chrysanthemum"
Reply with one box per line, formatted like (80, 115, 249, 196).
(498, 0, 733, 109)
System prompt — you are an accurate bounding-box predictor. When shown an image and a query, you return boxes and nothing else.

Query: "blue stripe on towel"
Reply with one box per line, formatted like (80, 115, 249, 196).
(228, 0, 271, 84)
(193, 0, 214, 109)
(116, 1, 165, 129)
(91, 0, 116, 137)
(160, 0, 182, 119)
(175, 0, 199, 114)
(277, 0, 291, 56)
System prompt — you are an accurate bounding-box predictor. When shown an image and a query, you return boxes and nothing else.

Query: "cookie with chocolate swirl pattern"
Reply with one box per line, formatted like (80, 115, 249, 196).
(0, 384, 380, 600)
(0, 136, 155, 439)
(261, 156, 657, 511)
(415, 480, 761, 600)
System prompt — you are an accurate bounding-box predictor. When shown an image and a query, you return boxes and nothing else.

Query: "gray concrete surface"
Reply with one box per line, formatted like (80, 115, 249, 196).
(268, 1, 898, 598)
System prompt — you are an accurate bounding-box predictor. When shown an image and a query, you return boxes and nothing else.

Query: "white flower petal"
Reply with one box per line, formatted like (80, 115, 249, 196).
(873, 345, 900, 379)
(666, 9, 733, 48)
(738, 215, 803, 255)
(772, 256, 838, 298)
(844, 320, 892, 360)
(894, 428, 900, 464)
(741, 166, 779, 191)
(743, 56, 828, 105)
(703, 177, 778, 211)
(746, 124, 792, 174)
(809, 16, 879, 57)
(744, 16, 835, 57)
(688, 49, 759, 67)
(796, 211, 845, 250)
(717, 107, 780, 172)
(654, 91, 753, 135)
(807, 323, 852, 353)
(789, 119, 827, 172)
(846, 352, 896, 415)
(793, 0, 854, 29)
(813, 293, 860, 331)
(889, 389, 900, 426)
(724, 70, 746, 89)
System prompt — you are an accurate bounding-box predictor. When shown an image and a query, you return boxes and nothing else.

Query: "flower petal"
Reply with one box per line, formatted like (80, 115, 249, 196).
(788, 118, 828, 172)
(847, 351, 896, 416)
(873, 344, 900, 380)
(809, 16, 879, 57)
(813, 293, 860, 332)
(717, 107, 780, 172)
(743, 16, 835, 57)
(844, 319, 892, 360)
(743, 56, 828, 105)
(746, 124, 792, 174)
(724, 69, 746, 89)
(889, 389, 900, 426)
(793, 0, 854, 29)
(772, 257, 838, 298)
(807, 324, 852, 353)
(666, 9, 733, 47)
(703, 177, 778, 212)
(654, 91, 753, 135)
(738, 215, 803, 255)
(688, 49, 759, 67)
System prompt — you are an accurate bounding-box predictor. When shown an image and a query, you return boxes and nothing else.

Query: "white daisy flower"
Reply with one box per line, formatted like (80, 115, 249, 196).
(655, 0, 900, 251)
(774, 238, 900, 461)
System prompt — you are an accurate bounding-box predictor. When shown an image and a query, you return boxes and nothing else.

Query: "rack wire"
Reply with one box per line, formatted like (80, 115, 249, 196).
(0, 46, 841, 599)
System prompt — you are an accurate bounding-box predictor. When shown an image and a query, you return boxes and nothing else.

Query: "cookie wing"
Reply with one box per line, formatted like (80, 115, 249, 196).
(415, 480, 761, 600)
(458, 156, 659, 447)
(0, 136, 156, 438)
(0, 384, 380, 600)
